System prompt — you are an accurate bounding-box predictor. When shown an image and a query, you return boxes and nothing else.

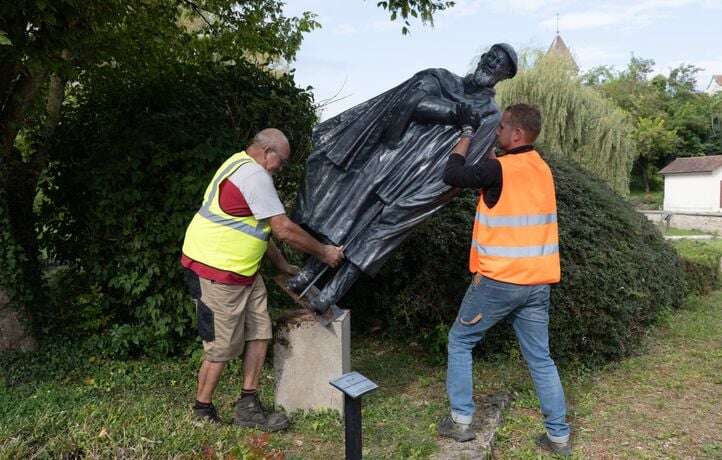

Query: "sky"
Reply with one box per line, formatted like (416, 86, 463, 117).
(283, 0, 722, 120)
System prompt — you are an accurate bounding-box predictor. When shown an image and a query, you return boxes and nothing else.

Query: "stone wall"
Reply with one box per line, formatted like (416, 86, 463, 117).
(640, 210, 722, 234)
(0, 289, 36, 351)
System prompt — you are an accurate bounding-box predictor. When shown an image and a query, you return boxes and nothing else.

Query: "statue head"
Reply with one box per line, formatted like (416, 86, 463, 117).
(468, 43, 518, 88)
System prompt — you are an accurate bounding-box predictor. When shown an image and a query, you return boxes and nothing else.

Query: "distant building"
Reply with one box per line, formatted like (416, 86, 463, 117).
(706, 75, 722, 95)
(659, 155, 722, 212)
(546, 33, 579, 73)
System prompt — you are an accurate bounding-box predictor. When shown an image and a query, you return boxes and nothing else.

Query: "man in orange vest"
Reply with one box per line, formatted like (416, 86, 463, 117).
(437, 104, 571, 457)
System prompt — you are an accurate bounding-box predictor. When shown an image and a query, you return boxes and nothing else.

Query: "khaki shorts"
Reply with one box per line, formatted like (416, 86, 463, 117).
(186, 272, 272, 362)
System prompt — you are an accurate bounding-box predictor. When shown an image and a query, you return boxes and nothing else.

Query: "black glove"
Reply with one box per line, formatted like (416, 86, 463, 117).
(456, 103, 481, 129)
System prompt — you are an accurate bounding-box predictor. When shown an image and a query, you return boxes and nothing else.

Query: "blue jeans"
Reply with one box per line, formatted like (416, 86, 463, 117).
(446, 275, 570, 442)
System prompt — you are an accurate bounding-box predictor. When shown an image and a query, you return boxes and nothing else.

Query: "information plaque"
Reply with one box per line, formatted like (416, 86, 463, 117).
(330, 372, 378, 400)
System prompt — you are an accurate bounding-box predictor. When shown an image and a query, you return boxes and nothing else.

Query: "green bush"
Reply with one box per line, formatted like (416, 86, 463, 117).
(345, 154, 687, 364)
(0, 186, 34, 316)
(673, 240, 722, 295)
(39, 61, 316, 355)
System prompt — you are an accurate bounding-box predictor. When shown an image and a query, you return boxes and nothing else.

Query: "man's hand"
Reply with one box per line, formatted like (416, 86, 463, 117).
(270, 214, 345, 267)
(320, 245, 344, 268)
(266, 239, 301, 276)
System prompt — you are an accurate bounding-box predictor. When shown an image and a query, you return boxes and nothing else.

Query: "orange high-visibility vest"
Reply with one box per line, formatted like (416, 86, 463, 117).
(469, 150, 561, 285)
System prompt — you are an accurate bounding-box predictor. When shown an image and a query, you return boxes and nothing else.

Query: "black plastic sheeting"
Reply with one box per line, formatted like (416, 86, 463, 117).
(290, 48, 516, 309)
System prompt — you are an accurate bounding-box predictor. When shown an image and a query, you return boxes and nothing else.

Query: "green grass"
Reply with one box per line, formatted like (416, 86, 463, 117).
(3, 246, 722, 458)
(495, 291, 722, 459)
(627, 191, 663, 210)
(663, 227, 713, 237)
(3, 289, 722, 459)
(672, 238, 722, 265)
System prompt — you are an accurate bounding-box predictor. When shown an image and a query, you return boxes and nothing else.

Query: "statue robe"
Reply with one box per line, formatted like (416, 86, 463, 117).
(293, 68, 501, 275)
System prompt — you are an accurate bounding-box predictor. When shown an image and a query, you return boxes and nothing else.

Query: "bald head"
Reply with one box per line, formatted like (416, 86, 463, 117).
(247, 128, 291, 174)
(250, 128, 290, 155)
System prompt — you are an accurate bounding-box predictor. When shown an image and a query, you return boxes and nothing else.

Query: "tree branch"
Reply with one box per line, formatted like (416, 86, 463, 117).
(181, 0, 215, 31)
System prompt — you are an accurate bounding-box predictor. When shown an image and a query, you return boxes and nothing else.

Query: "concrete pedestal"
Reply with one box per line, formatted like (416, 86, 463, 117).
(273, 308, 351, 414)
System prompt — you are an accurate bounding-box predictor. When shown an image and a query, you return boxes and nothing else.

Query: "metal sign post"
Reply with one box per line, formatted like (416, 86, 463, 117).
(330, 372, 379, 460)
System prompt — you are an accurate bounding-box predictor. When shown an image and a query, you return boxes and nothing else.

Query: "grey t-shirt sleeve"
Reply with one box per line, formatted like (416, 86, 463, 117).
(229, 166, 285, 220)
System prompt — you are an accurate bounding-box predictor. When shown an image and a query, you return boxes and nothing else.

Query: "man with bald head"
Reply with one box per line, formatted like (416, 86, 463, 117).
(181, 128, 344, 431)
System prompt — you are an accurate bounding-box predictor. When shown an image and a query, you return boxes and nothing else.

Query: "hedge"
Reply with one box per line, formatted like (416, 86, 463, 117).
(39, 61, 316, 356)
(343, 154, 687, 364)
(673, 240, 722, 295)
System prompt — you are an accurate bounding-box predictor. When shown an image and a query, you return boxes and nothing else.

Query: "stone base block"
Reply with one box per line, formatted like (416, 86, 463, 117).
(432, 392, 513, 460)
(273, 308, 350, 414)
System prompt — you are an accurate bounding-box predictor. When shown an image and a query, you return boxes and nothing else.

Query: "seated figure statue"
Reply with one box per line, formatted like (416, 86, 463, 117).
(288, 43, 518, 313)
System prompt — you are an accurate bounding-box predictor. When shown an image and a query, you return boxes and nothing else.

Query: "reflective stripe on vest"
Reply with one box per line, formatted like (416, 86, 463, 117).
(472, 241, 559, 258)
(469, 150, 561, 285)
(181, 151, 271, 277)
(474, 212, 557, 228)
(196, 158, 270, 242)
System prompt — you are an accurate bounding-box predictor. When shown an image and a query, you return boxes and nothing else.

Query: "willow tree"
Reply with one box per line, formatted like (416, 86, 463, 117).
(496, 52, 636, 195)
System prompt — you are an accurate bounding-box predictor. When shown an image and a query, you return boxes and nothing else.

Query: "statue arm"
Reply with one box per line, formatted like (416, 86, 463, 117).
(413, 95, 489, 127)
(412, 96, 459, 125)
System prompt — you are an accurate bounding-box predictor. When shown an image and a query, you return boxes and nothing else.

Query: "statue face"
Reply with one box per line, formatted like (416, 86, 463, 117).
(471, 47, 514, 88)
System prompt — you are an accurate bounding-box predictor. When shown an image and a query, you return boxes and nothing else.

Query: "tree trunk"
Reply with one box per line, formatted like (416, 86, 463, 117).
(0, 66, 46, 158)
(42, 50, 70, 136)
(0, 66, 47, 331)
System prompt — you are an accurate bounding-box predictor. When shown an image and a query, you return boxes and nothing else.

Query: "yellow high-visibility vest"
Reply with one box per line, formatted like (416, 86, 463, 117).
(470, 150, 561, 285)
(182, 151, 271, 276)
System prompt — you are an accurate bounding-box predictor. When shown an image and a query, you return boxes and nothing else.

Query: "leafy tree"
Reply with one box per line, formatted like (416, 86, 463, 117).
(376, 0, 455, 34)
(497, 52, 635, 194)
(580, 65, 614, 87)
(584, 57, 722, 191)
(622, 55, 655, 82)
(0, 0, 318, 330)
(667, 64, 702, 96)
(633, 117, 679, 192)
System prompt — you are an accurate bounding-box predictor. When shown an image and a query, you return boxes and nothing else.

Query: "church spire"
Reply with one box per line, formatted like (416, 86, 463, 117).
(546, 15, 579, 73)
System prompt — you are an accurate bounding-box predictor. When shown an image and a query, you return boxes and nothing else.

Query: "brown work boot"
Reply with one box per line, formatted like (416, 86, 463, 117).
(233, 394, 290, 432)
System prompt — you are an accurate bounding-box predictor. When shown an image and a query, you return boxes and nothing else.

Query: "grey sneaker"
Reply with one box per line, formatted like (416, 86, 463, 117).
(437, 415, 476, 442)
(233, 394, 290, 432)
(536, 433, 572, 457)
(192, 403, 223, 424)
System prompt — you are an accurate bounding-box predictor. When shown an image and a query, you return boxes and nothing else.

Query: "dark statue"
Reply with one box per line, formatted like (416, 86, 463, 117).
(288, 44, 518, 313)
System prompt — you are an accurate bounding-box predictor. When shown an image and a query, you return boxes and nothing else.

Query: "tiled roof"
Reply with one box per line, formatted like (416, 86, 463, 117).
(659, 155, 722, 175)
(546, 34, 579, 72)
